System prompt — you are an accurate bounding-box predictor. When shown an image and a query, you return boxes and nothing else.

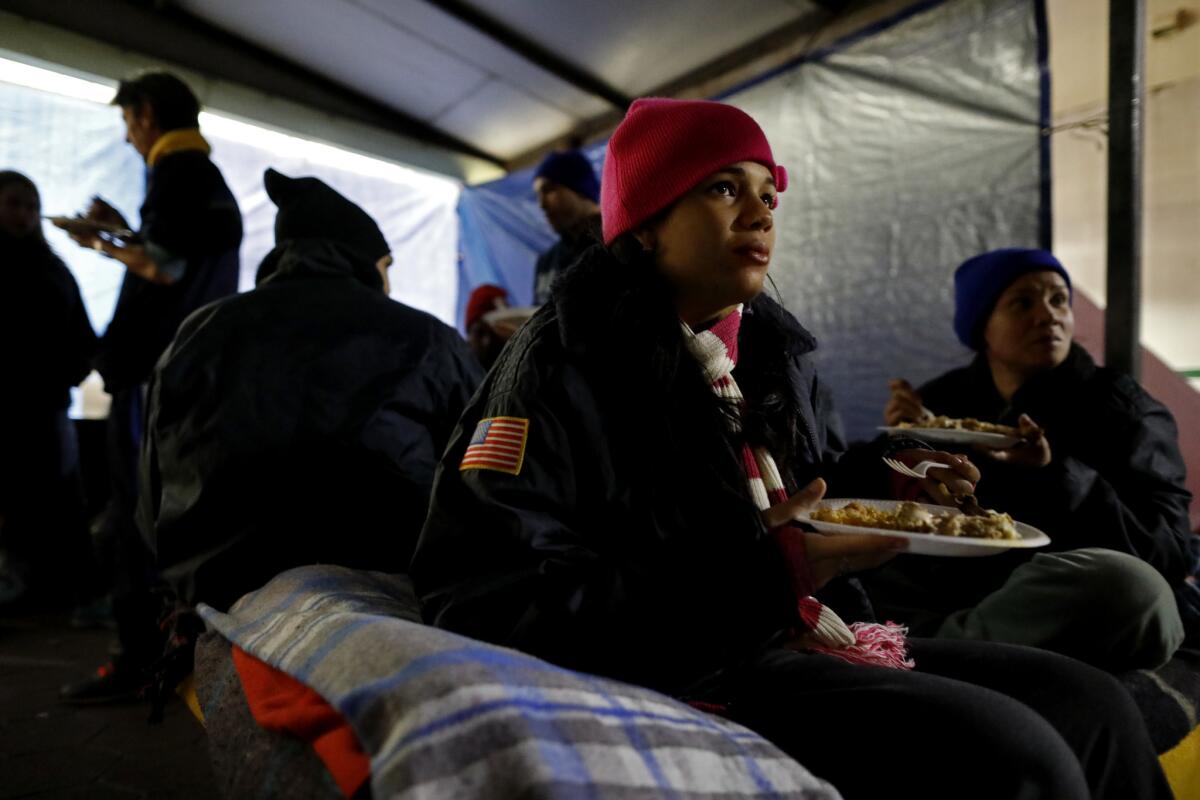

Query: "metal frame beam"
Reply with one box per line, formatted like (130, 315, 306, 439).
(0, 0, 506, 166)
(1105, 0, 1145, 377)
(507, 3, 839, 167)
(422, 0, 632, 110)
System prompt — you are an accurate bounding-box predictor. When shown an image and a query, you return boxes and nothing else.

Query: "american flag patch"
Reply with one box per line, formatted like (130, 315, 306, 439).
(459, 416, 530, 475)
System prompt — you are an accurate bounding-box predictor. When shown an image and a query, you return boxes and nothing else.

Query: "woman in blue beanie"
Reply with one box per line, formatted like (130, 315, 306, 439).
(871, 247, 1195, 671)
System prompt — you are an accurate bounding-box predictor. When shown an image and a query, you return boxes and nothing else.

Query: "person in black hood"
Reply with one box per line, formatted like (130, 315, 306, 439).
(0, 170, 97, 605)
(139, 168, 482, 613)
(870, 248, 1192, 666)
(254, 167, 393, 290)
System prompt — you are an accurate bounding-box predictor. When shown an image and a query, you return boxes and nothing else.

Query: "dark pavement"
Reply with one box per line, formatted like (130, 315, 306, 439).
(0, 611, 218, 799)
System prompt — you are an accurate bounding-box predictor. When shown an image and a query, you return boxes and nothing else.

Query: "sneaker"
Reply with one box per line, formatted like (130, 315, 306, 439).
(59, 660, 145, 705)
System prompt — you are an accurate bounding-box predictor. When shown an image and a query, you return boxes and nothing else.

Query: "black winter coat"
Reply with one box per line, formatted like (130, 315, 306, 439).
(95, 149, 242, 391)
(0, 235, 96, 412)
(413, 247, 886, 695)
(140, 240, 483, 610)
(925, 345, 1191, 582)
(865, 345, 1195, 625)
(532, 217, 600, 305)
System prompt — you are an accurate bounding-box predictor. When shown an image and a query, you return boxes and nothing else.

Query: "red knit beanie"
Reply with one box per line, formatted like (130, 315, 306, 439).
(600, 97, 788, 245)
(465, 284, 508, 329)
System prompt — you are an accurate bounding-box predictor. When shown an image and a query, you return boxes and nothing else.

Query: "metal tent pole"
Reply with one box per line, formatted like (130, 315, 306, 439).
(1105, 0, 1146, 377)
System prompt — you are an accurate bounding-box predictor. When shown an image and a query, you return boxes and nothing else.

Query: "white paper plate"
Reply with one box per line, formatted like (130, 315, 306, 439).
(795, 498, 1049, 557)
(879, 426, 1020, 449)
(45, 216, 135, 238)
(481, 306, 536, 335)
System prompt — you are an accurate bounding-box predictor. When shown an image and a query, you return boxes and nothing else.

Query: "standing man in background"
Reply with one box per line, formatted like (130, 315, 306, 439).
(531, 149, 600, 305)
(57, 71, 242, 703)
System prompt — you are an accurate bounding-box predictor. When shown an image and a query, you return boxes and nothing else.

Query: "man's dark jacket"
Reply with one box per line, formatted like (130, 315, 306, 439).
(413, 247, 885, 696)
(0, 236, 96, 513)
(140, 239, 483, 610)
(95, 149, 242, 391)
(532, 216, 600, 305)
(0, 235, 96, 412)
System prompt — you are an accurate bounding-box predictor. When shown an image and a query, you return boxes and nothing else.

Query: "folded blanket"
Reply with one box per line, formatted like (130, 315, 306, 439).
(198, 565, 841, 800)
(195, 633, 346, 800)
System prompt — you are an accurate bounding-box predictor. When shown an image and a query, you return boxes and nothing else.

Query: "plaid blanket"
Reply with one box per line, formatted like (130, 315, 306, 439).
(194, 633, 345, 800)
(197, 565, 841, 800)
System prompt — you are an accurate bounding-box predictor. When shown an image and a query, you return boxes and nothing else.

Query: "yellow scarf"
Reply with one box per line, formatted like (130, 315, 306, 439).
(147, 128, 211, 167)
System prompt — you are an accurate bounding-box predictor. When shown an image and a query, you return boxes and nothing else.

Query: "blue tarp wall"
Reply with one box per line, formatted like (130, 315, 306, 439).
(455, 0, 1048, 442)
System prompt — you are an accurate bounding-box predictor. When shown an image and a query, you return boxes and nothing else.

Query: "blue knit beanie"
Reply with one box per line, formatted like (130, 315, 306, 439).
(533, 150, 600, 203)
(953, 248, 1072, 349)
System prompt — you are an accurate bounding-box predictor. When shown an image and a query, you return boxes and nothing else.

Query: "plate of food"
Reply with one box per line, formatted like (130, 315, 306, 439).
(879, 415, 1020, 449)
(795, 498, 1049, 557)
(45, 216, 137, 240)
(481, 305, 537, 336)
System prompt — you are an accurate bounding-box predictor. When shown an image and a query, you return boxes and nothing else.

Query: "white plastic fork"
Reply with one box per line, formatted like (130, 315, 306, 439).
(882, 456, 949, 479)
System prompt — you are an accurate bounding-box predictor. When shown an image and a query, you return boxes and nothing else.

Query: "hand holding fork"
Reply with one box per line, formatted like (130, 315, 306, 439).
(882, 451, 984, 515)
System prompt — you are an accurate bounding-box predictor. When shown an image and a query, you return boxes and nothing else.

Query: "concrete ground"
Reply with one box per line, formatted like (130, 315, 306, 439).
(0, 611, 218, 799)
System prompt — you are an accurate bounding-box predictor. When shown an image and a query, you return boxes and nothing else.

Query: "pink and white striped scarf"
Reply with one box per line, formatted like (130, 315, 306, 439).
(682, 305, 913, 669)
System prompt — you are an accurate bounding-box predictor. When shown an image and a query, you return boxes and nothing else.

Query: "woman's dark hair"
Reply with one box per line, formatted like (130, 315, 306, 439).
(602, 230, 804, 481)
(607, 231, 652, 270)
(734, 293, 805, 479)
(607, 230, 702, 412)
(112, 71, 201, 132)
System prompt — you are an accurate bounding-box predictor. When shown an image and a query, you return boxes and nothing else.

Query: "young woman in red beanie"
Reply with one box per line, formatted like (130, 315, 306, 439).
(871, 248, 1196, 665)
(412, 99, 1170, 799)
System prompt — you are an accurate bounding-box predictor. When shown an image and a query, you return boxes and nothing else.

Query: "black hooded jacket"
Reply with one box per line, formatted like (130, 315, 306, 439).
(413, 246, 889, 695)
(139, 239, 483, 610)
(0, 235, 96, 412)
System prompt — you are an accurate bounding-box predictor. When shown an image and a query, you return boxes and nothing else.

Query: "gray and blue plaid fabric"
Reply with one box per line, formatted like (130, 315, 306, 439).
(198, 565, 841, 800)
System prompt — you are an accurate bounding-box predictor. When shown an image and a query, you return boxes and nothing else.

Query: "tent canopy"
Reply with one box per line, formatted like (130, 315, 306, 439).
(2, 0, 859, 169)
(177, 0, 836, 163)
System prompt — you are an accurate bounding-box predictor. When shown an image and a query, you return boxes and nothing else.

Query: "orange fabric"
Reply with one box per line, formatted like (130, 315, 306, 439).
(232, 646, 370, 798)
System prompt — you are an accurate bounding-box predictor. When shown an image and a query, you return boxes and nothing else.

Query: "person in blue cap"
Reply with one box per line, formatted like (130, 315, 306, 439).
(531, 149, 601, 304)
(867, 247, 1196, 671)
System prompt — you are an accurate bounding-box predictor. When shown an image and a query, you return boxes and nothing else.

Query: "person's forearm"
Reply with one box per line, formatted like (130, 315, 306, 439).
(101, 241, 176, 285)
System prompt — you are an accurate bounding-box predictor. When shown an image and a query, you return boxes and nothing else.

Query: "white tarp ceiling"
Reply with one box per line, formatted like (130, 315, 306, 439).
(176, 0, 826, 161)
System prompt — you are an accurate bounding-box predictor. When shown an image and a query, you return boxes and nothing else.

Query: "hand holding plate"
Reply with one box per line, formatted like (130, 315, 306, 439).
(976, 414, 1051, 468)
(884, 379, 931, 426)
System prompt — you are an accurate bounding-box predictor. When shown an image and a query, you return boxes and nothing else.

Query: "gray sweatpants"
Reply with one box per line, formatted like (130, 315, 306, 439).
(935, 548, 1184, 671)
